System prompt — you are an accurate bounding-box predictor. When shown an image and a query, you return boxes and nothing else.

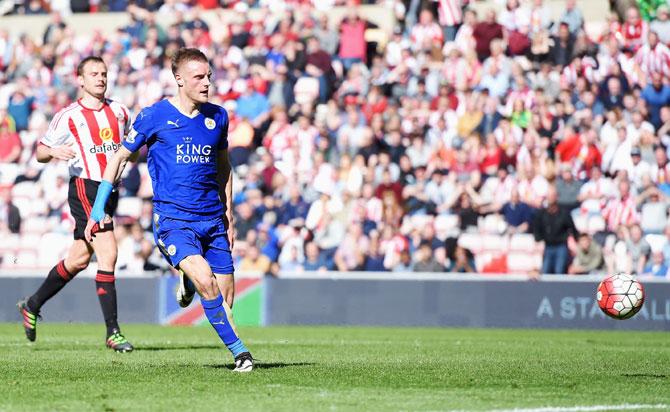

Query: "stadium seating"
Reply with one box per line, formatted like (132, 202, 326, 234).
(0, 0, 668, 279)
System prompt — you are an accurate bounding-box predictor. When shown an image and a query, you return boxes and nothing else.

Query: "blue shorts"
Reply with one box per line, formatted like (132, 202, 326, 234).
(152, 213, 234, 274)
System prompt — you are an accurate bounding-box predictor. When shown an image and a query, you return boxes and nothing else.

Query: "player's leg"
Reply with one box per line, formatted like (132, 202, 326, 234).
(79, 177, 131, 351)
(215, 274, 235, 308)
(204, 218, 252, 371)
(18, 177, 95, 341)
(18, 240, 92, 342)
(176, 268, 196, 308)
(213, 273, 252, 371)
(206, 219, 236, 309)
(152, 214, 196, 308)
(89, 228, 133, 352)
(178, 255, 252, 371)
(176, 264, 231, 309)
(153, 214, 252, 370)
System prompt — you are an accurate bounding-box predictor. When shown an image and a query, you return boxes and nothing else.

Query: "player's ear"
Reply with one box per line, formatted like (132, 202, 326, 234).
(175, 73, 184, 87)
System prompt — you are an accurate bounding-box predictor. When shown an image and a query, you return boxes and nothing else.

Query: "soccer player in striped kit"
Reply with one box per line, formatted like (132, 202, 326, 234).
(17, 56, 134, 352)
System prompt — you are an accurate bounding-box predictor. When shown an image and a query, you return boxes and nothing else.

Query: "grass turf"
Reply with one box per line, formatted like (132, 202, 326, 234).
(0, 324, 669, 411)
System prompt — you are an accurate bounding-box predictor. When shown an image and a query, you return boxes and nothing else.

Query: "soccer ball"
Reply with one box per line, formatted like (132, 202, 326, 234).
(596, 273, 645, 320)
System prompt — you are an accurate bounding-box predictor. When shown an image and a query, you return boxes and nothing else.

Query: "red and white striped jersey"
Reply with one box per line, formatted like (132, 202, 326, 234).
(561, 57, 598, 87)
(634, 42, 670, 78)
(410, 22, 444, 49)
(41, 99, 130, 181)
(619, 20, 648, 51)
(602, 196, 639, 232)
(435, 0, 462, 26)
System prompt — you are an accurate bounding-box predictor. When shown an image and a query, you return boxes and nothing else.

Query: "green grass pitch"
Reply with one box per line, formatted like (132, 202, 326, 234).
(0, 324, 669, 411)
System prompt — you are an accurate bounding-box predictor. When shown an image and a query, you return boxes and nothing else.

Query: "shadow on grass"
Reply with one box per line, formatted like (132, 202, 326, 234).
(28, 344, 224, 352)
(137, 344, 223, 351)
(205, 362, 316, 371)
(622, 373, 668, 379)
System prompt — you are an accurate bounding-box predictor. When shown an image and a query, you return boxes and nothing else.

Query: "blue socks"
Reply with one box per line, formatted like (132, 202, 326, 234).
(201, 294, 249, 358)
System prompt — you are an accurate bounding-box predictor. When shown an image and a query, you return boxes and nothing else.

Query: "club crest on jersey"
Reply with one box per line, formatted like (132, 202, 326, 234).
(126, 127, 138, 144)
(99, 127, 113, 141)
(204, 118, 216, 130)
(168, 245, 177, 256)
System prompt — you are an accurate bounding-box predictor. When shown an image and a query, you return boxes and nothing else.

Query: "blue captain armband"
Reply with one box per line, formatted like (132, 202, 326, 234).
(90, 180, 113, 222)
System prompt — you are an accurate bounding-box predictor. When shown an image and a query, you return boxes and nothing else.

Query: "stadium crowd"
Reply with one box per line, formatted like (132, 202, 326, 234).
(2, 0, 670, 277)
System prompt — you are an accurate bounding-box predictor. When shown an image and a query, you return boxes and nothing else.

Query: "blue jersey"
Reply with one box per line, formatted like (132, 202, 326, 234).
(123, 99, 229, 221)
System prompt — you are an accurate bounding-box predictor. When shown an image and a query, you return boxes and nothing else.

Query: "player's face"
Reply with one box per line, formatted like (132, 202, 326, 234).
(78, 61, 107, 99)
(177, 60, 211, 104)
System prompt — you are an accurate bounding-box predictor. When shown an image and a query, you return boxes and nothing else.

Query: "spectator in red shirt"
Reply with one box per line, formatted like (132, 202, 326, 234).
(338, 9, 367, 72)
(0, 109, 21, 164)
(555, 127, 602, 176)
(196, 0, 217, 9)
(555, 127, 581, 161)
(473, 9, 504, 61)
(375, 168, 403, 205)
(361, 85, 388, 123)
(431, 83, 459, 111)
(480, 134, 502, 176)
(619, 6, 649, 52)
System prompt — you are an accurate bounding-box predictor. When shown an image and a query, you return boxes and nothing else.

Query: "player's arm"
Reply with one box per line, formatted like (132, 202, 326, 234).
(83, 146, 136, 242)
(37, 113, 76, 163)
(121, 104, 140, 164)
(35, 143, 75, 163)
(84, 106, 150, 242)
(217, 149, 234, 249)
(107, 146, 136, 183)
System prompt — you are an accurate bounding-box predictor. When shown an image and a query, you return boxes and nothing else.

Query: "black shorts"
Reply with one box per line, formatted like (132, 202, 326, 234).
(68, 177, 118, 240)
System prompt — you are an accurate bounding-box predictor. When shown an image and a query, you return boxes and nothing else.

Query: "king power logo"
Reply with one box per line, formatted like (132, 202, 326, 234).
(176, 137, 213, 164)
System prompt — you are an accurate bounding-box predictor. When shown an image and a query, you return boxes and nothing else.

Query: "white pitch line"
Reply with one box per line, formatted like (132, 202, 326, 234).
(455, 404, 669, 412)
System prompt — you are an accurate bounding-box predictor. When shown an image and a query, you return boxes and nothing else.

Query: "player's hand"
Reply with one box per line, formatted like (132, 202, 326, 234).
(50, 143, 76, 161)
(225, 213, 235, 250)
(228, 225, 235, 251)
(84, 214, 110, 242)
(84, 218, 97, 242)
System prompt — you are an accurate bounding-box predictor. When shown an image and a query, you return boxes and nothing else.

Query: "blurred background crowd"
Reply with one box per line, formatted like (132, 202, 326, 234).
(2, 0, 670, 277)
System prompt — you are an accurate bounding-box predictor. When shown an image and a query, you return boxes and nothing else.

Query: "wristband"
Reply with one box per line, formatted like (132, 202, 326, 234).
(90, 180, 113, 222)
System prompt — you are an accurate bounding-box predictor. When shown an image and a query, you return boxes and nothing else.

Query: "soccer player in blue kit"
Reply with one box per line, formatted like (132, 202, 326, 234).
(84, 48, 253, 372)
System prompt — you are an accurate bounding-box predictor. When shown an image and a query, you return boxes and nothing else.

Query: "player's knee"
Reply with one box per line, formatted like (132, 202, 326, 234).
(218, 283, 234, 307)
(224, 292, 234, 309)
(95, 251, 117, 271)
(192, 274, 218, 300)
(68, 256, 90, 274)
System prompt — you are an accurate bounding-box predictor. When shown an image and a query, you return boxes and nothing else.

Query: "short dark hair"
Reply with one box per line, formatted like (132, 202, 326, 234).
(419, 240, 432, 249)
(171, 48, 208, 75)
(77, 56, 105, 76)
